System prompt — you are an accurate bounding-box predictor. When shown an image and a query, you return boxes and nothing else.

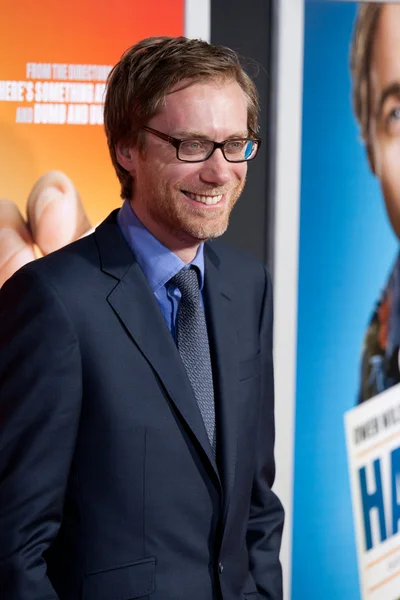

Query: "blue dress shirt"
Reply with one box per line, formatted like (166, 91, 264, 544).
(117, 199, 205, 338)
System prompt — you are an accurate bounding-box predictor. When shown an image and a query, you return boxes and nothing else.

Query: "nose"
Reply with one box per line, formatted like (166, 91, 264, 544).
(199, 148, 237, 187)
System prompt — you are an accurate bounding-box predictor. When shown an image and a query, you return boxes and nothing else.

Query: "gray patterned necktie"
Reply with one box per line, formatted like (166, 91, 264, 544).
(170, 268, 216, 455)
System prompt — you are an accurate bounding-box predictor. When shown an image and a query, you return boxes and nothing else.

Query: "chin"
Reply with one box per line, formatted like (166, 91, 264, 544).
(185, 218, 229, 242)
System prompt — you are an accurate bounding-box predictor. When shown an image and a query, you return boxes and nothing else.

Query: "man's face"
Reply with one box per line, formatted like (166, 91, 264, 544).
(369, 4, 400, 239)
(119, 79, 249, 252)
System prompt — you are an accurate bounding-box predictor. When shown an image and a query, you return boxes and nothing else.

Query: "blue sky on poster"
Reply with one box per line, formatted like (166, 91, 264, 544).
(292, 2, 398, 599)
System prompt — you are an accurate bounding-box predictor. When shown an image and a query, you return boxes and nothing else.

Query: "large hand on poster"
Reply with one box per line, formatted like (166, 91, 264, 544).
(0, 171, 91, 286)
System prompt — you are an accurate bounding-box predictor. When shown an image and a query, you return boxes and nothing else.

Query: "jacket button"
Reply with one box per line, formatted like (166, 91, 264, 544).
(218, 561, 224, 574)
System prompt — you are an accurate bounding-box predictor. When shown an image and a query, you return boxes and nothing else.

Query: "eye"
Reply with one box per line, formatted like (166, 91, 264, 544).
(387, 107, 400, 123)
(180, 140, 206, 155)
(224, 140, 246, 153)
(383, 105, 400, 136)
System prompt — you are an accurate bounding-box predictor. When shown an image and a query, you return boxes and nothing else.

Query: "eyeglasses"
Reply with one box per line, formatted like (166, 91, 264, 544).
(142, 125, 261, 163)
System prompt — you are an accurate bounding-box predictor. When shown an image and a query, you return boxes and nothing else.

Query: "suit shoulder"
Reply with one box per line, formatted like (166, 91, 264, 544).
(25, 233, 96, 275)
(3, 233, 99, 296)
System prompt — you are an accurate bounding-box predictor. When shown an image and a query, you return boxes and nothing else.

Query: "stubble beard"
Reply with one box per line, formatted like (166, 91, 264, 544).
(148, 179, 246, 244)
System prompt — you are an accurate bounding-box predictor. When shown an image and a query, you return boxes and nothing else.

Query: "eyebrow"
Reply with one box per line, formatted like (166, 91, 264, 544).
(376, 82, 400, 118)
(173, 130, 250, 139)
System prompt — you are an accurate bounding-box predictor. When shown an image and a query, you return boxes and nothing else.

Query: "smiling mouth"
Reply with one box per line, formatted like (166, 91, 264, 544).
(182, 191, 223, 205)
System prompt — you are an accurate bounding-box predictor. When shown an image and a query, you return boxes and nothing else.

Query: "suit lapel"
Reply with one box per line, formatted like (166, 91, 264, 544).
(95, 213, 219, 480)
(204, 243, 239, 520)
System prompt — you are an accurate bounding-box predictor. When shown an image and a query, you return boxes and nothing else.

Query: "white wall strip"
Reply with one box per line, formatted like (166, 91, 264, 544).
(273, 0, 304, 598)
(184, 0, 211, 41)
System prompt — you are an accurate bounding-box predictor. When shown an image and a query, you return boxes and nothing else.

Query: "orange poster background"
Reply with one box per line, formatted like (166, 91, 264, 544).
(0, 0, 184, 227)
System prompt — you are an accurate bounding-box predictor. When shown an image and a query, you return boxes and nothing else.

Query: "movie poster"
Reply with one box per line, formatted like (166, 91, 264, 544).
(292, 2, 400, 599)
(0, 0, 183, 285)
(345, 385, 400, 600)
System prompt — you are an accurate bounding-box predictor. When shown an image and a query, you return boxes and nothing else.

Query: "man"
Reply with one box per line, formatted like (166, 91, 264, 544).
(351, 4, 400, 402)
(0, 36, 283, 600)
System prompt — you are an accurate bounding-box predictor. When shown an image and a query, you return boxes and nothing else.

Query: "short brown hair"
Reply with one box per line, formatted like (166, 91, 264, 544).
(350, 3, 383, 144)
(104, 36, 260, 199)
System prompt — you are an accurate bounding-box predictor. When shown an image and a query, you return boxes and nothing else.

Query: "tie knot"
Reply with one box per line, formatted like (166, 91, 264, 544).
(170, 268, 199, 299)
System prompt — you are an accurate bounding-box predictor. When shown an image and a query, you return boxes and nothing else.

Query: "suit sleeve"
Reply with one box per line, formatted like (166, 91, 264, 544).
(0, 266, 82, 600)
(246, 266, 284, 600)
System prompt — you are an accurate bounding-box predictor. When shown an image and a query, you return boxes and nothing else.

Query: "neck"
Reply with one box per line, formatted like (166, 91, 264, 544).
(172, 245, 200, 264)
(130, 201, 201, 264)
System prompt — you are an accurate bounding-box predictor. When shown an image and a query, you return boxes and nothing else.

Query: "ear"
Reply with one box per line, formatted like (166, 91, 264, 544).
(115, 144, 136, 172)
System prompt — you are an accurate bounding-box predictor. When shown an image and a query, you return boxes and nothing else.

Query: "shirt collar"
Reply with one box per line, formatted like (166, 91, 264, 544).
(117, 199, 205, 293)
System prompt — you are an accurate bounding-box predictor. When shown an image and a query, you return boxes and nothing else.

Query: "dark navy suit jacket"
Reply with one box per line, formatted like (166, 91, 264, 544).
(0, 211, 284, 600)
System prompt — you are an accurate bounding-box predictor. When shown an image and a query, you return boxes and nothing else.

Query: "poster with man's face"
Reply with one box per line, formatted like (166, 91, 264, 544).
(0, 0, 184, 286)
(292, 2, 400, 599)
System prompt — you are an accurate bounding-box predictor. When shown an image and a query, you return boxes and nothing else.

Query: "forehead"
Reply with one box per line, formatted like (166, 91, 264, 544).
(152, 79, 249, 135)
(370, 5, 400, 98)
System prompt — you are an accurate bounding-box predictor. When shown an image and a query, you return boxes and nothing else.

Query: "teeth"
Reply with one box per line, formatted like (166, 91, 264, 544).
(186, 192, 223, 205)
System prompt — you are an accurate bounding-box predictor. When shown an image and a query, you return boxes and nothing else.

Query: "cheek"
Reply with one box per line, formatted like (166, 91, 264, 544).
(144, 162, 184, 192)
(376, 140, 400, 238)
(236, 163, 247, 180)
(229, 164, 247, 189)
(172, 164, 209, 186)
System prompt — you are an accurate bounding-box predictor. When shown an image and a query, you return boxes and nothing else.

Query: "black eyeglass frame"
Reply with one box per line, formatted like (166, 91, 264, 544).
(142, 125, 262, 163)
